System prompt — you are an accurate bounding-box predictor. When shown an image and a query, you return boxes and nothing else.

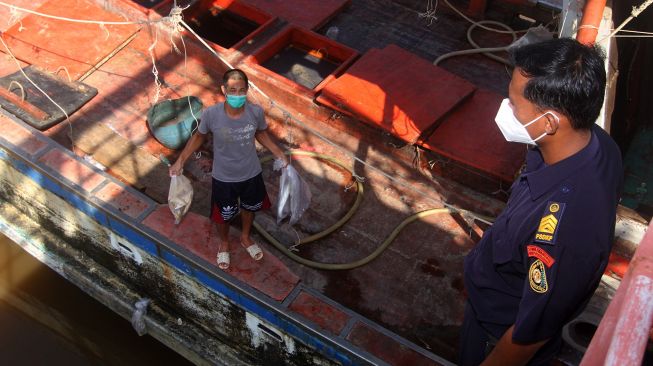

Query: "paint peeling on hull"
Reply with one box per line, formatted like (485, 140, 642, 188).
(0, 197, 242, 365)
(0, 154, 345, 365)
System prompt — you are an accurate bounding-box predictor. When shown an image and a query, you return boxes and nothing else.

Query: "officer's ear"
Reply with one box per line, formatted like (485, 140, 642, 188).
(543, 112, 560, 135)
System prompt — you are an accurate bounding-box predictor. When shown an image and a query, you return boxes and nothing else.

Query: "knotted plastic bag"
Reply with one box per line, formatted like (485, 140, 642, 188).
(131, 298, 150, 336)
(275, 161, 311, 225)
(168, 174, 193, 224)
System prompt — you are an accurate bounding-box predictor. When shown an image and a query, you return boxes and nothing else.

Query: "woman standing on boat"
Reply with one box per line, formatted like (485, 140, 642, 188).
(169, 69, 288, 270)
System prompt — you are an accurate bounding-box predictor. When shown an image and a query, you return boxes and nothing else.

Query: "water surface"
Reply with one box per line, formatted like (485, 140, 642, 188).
(0, 233, 193, 366)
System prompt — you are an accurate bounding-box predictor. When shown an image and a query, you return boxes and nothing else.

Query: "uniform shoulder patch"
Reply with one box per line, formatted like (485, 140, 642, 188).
(534, 201, 566, 245)
(529, 259, 548, 293)
(527, 245, 555, 268)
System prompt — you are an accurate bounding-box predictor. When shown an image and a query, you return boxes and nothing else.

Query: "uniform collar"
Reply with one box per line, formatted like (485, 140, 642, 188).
(522, 127, 600, 200)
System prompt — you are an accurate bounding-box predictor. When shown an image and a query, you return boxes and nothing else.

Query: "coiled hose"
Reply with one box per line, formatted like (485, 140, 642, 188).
(433, 20, 517, 66)
(254, 151, 455, 270)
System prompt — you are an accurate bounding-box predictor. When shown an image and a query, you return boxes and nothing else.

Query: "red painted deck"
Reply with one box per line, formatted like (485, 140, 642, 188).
(317, 45, 475, 144)
(39, 148, 106, 192)
(2, 0, 140, 80)
(95, 181, 150, 218)
(0, 116, 48, 156)
(0, 1, 625, 364)
(9, 9, 500, 360)
(241, 0, 350, 30)
(421, 89, 525, 182)
(288, 291, 351, 335)
(0, 0, 49, 32)
(347, 322, 444, 365)
(143, 205, 300, 302)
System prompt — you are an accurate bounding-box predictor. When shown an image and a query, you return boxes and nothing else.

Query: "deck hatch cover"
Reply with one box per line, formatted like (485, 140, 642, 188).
(241, 0, 350, 30)
(0, 66, 97, 130)
(317, 45, 475, 144)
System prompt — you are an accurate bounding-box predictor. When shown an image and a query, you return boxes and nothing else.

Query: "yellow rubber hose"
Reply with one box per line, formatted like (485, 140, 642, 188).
(259, 151, 364, 245)
(255, 151, 454, 270)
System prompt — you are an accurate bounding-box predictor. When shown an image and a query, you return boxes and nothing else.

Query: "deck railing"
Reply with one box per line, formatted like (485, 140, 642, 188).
(581, 219, 653, 365)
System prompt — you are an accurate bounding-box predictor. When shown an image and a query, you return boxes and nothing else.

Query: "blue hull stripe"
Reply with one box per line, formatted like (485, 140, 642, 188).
(0, 147, 357, 365)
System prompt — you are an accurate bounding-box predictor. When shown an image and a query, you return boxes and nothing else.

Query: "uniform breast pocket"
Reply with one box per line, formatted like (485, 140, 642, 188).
(491, 218, 514, 265)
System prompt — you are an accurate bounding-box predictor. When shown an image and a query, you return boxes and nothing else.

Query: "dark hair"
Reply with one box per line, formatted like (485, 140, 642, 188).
(222, 68, 249, 88)
(510, 38, 606, 130)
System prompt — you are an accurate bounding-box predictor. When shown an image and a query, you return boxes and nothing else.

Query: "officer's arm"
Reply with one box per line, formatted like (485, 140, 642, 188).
(480, 325, 548, 366)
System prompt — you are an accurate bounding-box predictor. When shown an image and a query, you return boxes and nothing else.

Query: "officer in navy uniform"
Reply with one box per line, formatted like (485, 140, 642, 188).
(459, 38, 623, 365)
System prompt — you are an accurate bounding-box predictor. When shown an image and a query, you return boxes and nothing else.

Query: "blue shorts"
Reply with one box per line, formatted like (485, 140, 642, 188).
(210, 173, 270, 224)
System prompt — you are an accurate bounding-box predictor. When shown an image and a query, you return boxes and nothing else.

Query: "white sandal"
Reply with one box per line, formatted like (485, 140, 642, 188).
(242, 242, 263, 261)
(217, 252, 230, 269)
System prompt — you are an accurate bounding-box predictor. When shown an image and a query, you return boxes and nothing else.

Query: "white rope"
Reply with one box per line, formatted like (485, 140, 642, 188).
(160, 6, 200, 132)
(181, 20, 235, 68)
(54, 66, 72, 82)
(0, 3, 192, 153)
(578, 24, 599, 30)
(615, 29, 653, 35)
(613, 34, 653, 38)
(99, 22, 110, 40)
(418, 0, 439, 25)
(179, 20, 494, 225)
(8, 80, 24, 100)
(0, 34, 74, 148)
(601, 0, 653, 42)
(0, 2, 496, 225)
(0, 1, 163, 25)
(147, 25, 162, 104)
(0, 0, 186, 108)
(8, 5, 25, 32)
(600, 28, 653, 38)
(178, 31, 201, 132)
(343, 181, 356, 192)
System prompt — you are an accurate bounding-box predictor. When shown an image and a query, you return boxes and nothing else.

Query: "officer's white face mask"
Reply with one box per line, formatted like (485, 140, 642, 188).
(494, 98, 558, 145)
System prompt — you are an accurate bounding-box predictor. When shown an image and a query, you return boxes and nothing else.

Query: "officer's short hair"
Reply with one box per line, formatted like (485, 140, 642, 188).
(222, 68, 249, 88)
(510, 38, 606, 130)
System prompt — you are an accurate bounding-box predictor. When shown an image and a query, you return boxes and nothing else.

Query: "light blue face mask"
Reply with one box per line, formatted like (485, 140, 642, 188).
(225, 94, 246, 109)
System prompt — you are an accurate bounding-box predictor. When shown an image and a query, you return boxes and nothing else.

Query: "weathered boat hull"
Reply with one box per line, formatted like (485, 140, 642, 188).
(0, 124, 451, 365)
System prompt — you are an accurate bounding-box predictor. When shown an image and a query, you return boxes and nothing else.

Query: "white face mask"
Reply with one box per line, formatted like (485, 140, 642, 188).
(494, 98, 558, 145)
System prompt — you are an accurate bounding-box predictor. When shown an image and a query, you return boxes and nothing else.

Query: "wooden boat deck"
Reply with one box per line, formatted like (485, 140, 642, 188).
(0, 0, 607, 363)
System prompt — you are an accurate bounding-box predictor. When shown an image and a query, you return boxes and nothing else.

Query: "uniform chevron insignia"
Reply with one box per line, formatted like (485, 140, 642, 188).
(538, 214, 558, 234)
(534, 201, 565, 245)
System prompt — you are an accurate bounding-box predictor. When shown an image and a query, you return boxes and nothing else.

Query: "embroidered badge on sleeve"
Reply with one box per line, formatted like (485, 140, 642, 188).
(529, 259, 548, 293)
(534, 202, 566, 245)
(527, 245, 555, 268)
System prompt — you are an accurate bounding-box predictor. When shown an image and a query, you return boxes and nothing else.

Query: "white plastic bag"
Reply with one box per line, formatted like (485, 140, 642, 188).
(131, 298, 150, 336)
(168, 174, 193, 224)
(276, 164, 311, 225)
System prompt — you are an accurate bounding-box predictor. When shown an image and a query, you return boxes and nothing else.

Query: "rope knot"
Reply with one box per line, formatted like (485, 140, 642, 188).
(165, 6, 185, 34)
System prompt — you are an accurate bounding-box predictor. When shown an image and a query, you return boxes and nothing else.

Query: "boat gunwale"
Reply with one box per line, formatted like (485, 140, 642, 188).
(0, 109, 454, 366)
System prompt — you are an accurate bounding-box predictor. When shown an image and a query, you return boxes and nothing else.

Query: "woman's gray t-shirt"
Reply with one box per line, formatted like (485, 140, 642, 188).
(198, 102, 268, 182)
